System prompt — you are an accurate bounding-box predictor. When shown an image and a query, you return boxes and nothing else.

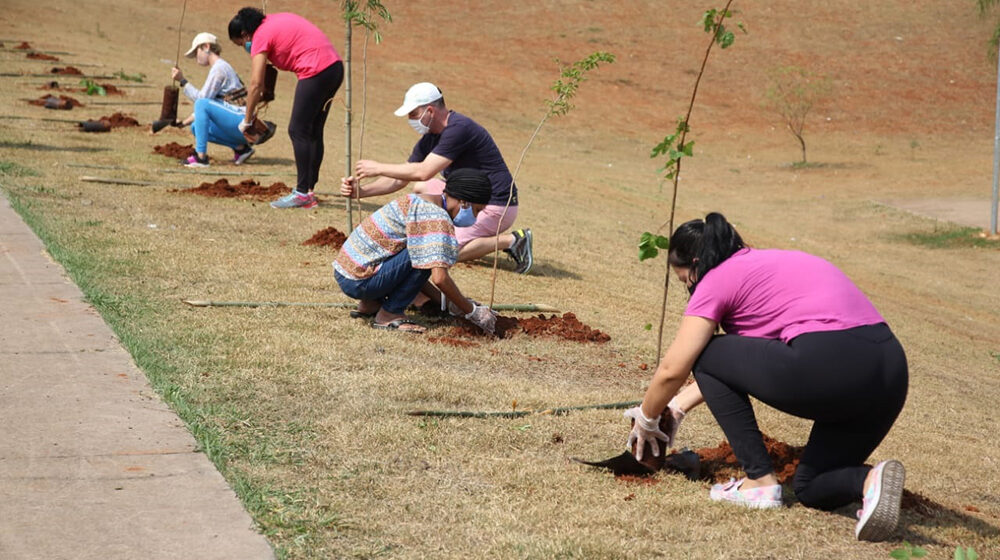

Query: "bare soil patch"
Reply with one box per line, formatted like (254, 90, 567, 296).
(445, 312, 610, 343)
(27, 52, 58, 61)
(50, 66, 82, 75)
(152, 142, 195, 159)
(172, 179, 291, 200)
(302, 227, 347, 249)
(14, 41, 31, 49)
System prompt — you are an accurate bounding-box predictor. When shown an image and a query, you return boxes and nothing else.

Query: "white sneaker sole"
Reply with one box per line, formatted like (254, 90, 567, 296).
(856, 460, 905, 541)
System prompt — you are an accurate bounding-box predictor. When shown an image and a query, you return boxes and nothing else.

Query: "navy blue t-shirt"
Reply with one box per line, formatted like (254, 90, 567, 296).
(408, 111, 517, 206)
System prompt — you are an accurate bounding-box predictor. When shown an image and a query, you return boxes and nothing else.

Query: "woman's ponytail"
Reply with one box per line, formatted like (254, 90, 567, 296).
(668, 212, 746, 292)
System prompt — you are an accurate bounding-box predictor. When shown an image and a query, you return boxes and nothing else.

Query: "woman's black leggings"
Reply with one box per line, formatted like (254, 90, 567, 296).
(693, 323, 908, 511)
(288, 61, 344, 194)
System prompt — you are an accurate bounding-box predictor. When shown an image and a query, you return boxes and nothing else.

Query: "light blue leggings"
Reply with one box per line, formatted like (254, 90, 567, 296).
(191, 98, 247, 155)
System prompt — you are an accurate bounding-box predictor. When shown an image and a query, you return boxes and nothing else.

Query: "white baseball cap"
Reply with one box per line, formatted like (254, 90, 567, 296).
(184, 32, 218, 58)
(394, 82, 443, 117)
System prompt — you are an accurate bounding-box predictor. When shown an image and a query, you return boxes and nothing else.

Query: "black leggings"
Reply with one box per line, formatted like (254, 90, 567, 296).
(288, 61, 344, 194)
(693, 323, 908, 510)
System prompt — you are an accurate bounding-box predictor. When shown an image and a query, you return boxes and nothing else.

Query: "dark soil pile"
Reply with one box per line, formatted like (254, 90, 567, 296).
(15, 41, 31, 49)
(101, 112, 139, 127)
(302, 227, 347, 249)
(28, 94, 82, 109)
(100, 83, 124, 95)
(174, 179, 291, 200)
(39, 81, 61, 90)
(50, 66, 82, 75)
(27, 52, 58, 61)
(446, 312, 610, 342)
(153, 142, 195, 159)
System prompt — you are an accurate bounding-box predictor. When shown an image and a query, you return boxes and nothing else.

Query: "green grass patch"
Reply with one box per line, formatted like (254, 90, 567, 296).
(0, 160, 40, 177)
(899, 226, 999, 249)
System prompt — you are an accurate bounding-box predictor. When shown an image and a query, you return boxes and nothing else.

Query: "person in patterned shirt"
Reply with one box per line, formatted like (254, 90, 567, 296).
(334, 169, 498, 334)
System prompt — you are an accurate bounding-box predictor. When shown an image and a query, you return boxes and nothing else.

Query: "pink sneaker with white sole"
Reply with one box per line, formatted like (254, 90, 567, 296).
(855, 460, 905, 541)
(710, 477, 783, 509)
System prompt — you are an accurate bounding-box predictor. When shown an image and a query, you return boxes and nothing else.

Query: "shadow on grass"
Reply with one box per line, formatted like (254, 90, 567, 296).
(463, 257, 582, 280)
(824, 496, 1000, 548)
(0, 140, 110, 153)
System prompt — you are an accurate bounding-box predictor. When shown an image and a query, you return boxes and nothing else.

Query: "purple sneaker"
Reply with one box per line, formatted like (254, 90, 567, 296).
(709, 478, 783, 509)
(855, 460, 905, 541)
(184, 154, 209, 168)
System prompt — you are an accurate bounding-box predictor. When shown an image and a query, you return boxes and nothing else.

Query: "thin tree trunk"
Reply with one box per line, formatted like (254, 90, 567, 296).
(344, 21, 354, 232)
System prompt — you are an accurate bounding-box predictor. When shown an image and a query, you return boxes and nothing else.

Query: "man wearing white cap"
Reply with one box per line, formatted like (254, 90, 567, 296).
(340, 82, 533, 274)
(165, 32, 258, 168)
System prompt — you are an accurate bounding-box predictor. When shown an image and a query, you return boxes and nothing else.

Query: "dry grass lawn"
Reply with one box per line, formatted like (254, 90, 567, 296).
(1, 0, 999, 558)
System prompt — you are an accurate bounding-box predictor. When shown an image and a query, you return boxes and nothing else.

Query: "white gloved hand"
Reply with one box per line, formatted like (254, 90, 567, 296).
(623, 406, 670, 462)
(464, 304, 497, 334)
(238, 119, 252, 133)
(448, 297, 479, 317)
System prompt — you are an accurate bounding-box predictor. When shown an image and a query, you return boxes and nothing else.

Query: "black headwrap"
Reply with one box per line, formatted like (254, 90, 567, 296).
(443, 168, 492, 205)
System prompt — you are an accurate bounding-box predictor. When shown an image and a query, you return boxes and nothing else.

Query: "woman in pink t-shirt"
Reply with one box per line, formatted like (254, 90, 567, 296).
(228, 8, 343, 209)
(624, 212, 908, 541)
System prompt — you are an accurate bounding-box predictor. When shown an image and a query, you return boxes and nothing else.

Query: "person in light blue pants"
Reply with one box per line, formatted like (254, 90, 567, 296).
(191, 98, 249, 159)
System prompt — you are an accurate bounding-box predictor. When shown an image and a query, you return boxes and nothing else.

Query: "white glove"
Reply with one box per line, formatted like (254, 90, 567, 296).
(447, 297, 478, 317)
(624, 406, 670, 462)
(464, 304, 496, 334)
(238, 119, 251, 133)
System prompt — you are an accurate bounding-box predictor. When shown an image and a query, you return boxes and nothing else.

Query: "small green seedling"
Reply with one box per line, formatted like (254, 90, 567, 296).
(112, 69, 145, 83)
(954, 546, 978, 560)
(79, 78, 105, 96)
(889, 542, 927, 559)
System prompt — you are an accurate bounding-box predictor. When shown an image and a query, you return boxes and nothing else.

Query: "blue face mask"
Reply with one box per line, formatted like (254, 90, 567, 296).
(442, 195, 477, 227)
(244, 41, 252, 54)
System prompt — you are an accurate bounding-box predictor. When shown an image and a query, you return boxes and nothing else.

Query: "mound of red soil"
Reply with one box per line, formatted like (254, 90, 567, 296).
(519, 313, 611, 343)
(173, 179, 292, 200)
(152, 142, 195, 159)
(101, 112, 139, 128)
(15, 41, 31, 49)
(28, 94, 82, 109)
(100, 83, 124, 95)
(39, 81, 61, 90)
(693, 434, 945, 516)
(446, 312, 610, 343)
(50, 66, 82, 75)
(695, 434, 803, 485)
(27, 52, 58, 61)
(302, 227, 347, 249)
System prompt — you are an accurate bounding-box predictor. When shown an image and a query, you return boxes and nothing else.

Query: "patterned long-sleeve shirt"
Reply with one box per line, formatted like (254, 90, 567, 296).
(182, 58, 243, 103)
(333, 194, 458, 280)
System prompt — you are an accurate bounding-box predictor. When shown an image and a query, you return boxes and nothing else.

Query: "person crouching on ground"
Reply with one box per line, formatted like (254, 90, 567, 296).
(168, 32, 256, 168)
(339, 82, 533, 274)
(333, 168, 498, 334)
(624, 212, 908, 541)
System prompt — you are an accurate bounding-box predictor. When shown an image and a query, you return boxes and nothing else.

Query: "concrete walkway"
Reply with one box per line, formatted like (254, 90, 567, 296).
(0, 194, 274, 559)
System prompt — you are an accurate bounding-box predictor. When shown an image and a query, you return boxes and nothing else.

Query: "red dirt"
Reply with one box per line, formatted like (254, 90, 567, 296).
(27, 52, 58, 61)
(427, 336, 481, 348)
(39, 81, 61, 90)
(693, 435, 946, 516)
(444, 312, 610, 343)
(50, 66, 82, 75)
(695, 434, 802, 485)
(173, 179, 291, 200)
(100, 83, 124, 95)
(302, 227, 347, 249)
(28, 94, 81, 109)
(14, 41, 31, 49)
(152, 142, 195, 159)
(100, 112, 139, 128)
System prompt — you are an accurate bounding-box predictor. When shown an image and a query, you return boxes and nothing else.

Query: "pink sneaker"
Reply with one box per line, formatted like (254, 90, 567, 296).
(855, 460, 905, 541)
(710, 478, 783, 509)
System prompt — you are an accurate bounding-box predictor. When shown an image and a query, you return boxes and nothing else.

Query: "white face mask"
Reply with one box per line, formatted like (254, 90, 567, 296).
(407, 107, 431, 135)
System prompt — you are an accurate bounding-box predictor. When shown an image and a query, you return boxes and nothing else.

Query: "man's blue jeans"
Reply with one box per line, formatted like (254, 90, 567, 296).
(334, 249, 431, 314)
(191, 98, 246, 155)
